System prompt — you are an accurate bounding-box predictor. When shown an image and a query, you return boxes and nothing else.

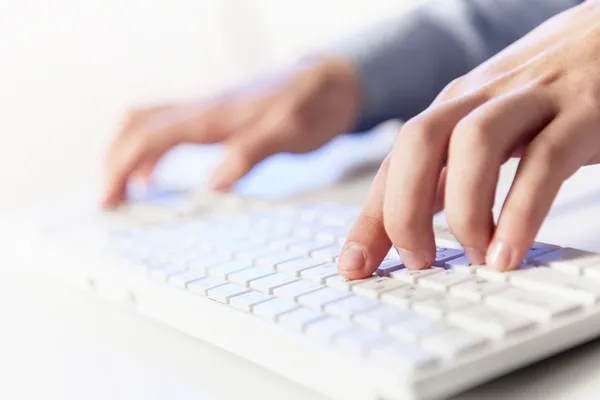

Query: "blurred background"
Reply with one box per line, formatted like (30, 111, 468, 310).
(0, 0, 419, 211)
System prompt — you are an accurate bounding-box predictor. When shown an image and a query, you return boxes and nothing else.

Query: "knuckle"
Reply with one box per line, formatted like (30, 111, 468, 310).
(398, 116, 439, 151)
(451, 114, 494, 154)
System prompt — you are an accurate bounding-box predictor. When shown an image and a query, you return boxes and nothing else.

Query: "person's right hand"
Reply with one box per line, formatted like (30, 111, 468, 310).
(102, 57, 361, 208)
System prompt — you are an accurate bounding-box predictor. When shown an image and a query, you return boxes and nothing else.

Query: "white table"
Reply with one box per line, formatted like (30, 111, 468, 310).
(3, 156, 600, 400)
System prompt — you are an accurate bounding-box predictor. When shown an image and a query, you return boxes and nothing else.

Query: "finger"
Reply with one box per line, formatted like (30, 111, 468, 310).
(433, 167, 447, 214)
(384, 93, 488, 269)
(338, 157, 392, 279)
(208, 119, 298, 190)
(446, 89, 556, 264)
(487, 110, 598, 271)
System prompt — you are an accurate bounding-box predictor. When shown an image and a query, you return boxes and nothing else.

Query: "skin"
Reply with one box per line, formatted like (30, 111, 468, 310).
(339, 1, 600, 278)
(104, 1, 600, 279)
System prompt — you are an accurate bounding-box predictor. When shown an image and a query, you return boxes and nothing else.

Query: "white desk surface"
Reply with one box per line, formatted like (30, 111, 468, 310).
(3, 156, 600, 400)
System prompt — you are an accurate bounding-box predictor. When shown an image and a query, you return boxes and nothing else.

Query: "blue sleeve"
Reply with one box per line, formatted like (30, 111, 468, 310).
(328, 0, 583, 132)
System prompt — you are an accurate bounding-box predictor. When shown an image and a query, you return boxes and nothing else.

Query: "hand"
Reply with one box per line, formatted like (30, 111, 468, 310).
(339, 2, 600, 278)
(102, 57, 361, 208)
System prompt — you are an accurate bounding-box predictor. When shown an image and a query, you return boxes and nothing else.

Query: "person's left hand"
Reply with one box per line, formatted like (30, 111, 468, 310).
(338, 1, 600, 279)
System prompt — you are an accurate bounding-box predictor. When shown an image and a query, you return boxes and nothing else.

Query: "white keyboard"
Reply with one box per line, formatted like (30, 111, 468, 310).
(8, 197, 600, 400)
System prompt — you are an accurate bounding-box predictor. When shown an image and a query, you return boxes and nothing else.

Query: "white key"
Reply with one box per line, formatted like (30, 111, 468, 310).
(324, 295, 379, 319)
(353, 278, 406, 299)
(311, 245, 343, 262)
(486, 287, 580, 322)
(434, 247, 464, 263)
(413, 296, 472, 319)
(278, 307, 326, 331)
(440, 256, 475, 274)
(433, 225, 462, 248)
(305, 317, 354, 343)
(315, 226, 349, 242)
(297, 287, 352, 309)
(321, 207, 360, 226)
(187, 277, 228, 296)
(336, 329, 393, 355)
(207, 261, 253, 278)
(294, 222, 320, 238)
(234, 247, 278, 263)
(249, 273, 299, 294)
(277, 257, 324, 277)
(475, 263, 538, 282)
(418, 269, 475, 292)
(187, 254, 231, 271)
(268, 236, 304, 250)
(381, 286, 440, 308)
(228, 267, 275, 286)
(390, 268, 443, 284)
(207, 283, 250, 304)
(448, 305, 535, 339)
(326, 275, 378, 291)
(375, 259, 404, 277)
(511, 268, 600, 305)
(532, 247, 600, 275)
(300, 263, 340, 283)
(272, 280, 324, 301)
(229, 291, 272, 312)
(371, 342, 439, 371)
(168, 270, 207, 288)
(253, 298, 299, 321)
(450, 278, 509, 301)
(386, 315, 442, 342)
(422, 329, 487, 358)
(289, 240, 333, 256)
(354, 305, 414, 331)
(255, 251, 300, 269)
(148, 264, 187, 281)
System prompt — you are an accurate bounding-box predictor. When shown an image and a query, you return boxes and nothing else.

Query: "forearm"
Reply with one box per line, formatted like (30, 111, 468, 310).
(330, 0, 583, 131)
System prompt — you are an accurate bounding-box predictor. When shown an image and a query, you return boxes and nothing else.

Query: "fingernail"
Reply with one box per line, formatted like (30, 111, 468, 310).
(487, 241, 513, 271)
(464, 247, 486, 265)
(397, 248, 430, 270)
(337, 243, 366, 272)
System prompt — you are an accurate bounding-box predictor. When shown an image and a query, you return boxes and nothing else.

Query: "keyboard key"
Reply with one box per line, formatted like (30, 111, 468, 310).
(187, 277, 228, 296)
(326, 275, 377, 291)
(390, 268, 443, 284)
(249, 273, 299, 294)
(443, 256, 475, 274)
(352, 277, 406, 299)
(300, 263, 340, 283)
(234, 247, 278, 263)
(289, 240, 333, 256)
(305, 317, 354, 343)
(448, 305, 535, 339)
(255, 251, 300, 269)
(387, 315, 442, 342)
(187, 254, 231, 271)
(526, 242, 560, 260)
(381, 286, 440, 308)
(371, 341, 439, 371)
(207, 261, 253, 278)
(228, 267, 275, 286)
(277, 257, 324, 277)
(422, 329, 487, 358)
(272, 280, 324, 301)
(297, 287, 352, 309)
(449, 278, 509, 301)
(336, 329, 393, 355)
(311, 245, 343, 262)
(485, 287, 580, 322)
(278, 307, 326, 331)
(253, 298, 299, 321)
(418, 269, 475, 292)
(207, 283, 250, 304)
(532, 247, 600, 275)
(229, 290, 273, 312)
(268, 236, 304, 250)
(168, 270, 207, 289)
(413, 296, 472, 319)
(354, 305, 414, 331)
(324, 295, 380, 319)
(510, 268, 600, 305)
(474, 264, 538, 282)
(375, 259, 404, 277)
(315, 226, 349, 242)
